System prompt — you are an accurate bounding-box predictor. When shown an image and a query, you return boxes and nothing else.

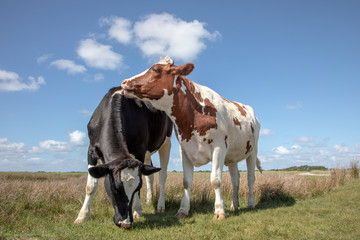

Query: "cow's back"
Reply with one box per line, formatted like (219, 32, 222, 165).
(88, 87, 172, 162)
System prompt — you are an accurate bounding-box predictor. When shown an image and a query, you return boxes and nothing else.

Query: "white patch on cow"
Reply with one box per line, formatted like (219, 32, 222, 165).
(126, 68, 149, 81)
(180, 79, 187, 95)
(121, 166, 141, 201)
(173, 75, 179, 88)
(148, 89, 174, 114)
(117, 166, 141, 226)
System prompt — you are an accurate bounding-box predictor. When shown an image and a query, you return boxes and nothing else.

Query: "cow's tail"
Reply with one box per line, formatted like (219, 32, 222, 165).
(256, 157, 263, 174)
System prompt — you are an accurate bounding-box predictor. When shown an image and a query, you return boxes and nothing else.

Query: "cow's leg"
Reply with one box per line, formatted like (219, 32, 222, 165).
(144, 151, 154, 204)
(228, 162, 240, 211)
(74, 164, 99, 223)
(211, 145, 226, 220)
(132, 192, 142, 219)
(246, 152, 257, 208)
(175, 145, 193, 218)
(157, 136, 171, 212)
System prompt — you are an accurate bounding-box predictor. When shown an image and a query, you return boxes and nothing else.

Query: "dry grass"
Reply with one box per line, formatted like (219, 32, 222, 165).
(0, 164, 357, 235)
(149, 168, 353, 211)
(349, 159, 359, 179)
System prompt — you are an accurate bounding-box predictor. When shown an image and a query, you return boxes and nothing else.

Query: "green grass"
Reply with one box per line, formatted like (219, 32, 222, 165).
(1, 171, 359, 239)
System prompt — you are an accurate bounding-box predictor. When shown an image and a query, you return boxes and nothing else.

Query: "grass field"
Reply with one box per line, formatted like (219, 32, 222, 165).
(1, 169, 359, 239)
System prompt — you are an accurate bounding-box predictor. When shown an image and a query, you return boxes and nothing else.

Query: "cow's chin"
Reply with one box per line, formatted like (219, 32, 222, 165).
(118, 218, 131, 229)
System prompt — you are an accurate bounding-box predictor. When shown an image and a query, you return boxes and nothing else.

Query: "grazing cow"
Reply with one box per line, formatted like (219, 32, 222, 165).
(121, 57, 262, 220)
(74, 87, 172, 228)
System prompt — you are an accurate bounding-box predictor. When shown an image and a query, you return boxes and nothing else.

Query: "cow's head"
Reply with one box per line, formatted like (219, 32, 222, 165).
(121, 58, 194, 109)
(89, 158, 160, 228)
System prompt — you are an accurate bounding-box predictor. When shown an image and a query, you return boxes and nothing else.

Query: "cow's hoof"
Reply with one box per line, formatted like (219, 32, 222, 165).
(213, 213, 226, 220)
(157, 208, 165, 213)
(175, 211, 188, 219)
(230, 204, 238, 211)
(74, 218, 85, 224)
(133, 212, 142, 219)
(120, 223, 131, 229)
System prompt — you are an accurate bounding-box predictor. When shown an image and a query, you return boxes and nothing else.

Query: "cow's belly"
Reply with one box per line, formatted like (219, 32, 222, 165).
(179, 137, 213, 167)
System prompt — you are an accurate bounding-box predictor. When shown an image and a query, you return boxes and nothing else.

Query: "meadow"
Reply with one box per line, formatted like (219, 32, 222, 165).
(0, 166, 359, 239)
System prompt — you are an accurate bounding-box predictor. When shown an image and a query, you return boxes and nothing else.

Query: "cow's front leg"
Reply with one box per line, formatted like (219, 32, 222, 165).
(175, 145, 193, 218)
(74, 166, 98, 223)
(211, 146, 226, 220)
(228, 162, 240, 211)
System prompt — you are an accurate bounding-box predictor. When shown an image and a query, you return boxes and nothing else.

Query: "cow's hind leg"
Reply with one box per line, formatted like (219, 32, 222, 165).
(211, 145, 226, 220)
(74, 165, 99, 223)
(228, 162, 240, 211)
(246, 152, 257, 208)
(157, 136, 171, 212)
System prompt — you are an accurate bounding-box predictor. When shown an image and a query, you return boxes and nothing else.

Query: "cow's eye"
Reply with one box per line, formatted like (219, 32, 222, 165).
(151, 68, 160, 73)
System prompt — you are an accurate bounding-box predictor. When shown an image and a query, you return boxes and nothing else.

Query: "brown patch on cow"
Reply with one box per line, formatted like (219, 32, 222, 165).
(233, 118, 241, 129)
(231, 101, 247, 117)
(245, 140, 252, 154)
(208, 139, 213, 144)
(224, 135, 228, 148)
(171, 77, 218, 142)
(203, 138, 207, 142)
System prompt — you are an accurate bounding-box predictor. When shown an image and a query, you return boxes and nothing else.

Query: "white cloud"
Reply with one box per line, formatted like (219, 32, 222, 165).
(51, 59, 87, 74)
(333, 144, 350, 153)
(0, 70, 45, 92)
(296, 136, 313, 143)
(286, 101, 303, 110)
(132, 13, 220, 61)
(356, 143, 360, 152)
(77, 39, 123, 70)
(273, 145, 302, 155)
(0, 136, 88, 171)
(93, 73, 104, 82)
(37, 54, 52, 64)
(0, 138, 26, 154)
(69, 130, 86, 146)
(260, 128, 275, 136)
(260, 137, 360, 170)
(79, 109, 93, 117)
(39, 140, 70, 152)
(82, 73, 104, 83)
(101, 17, 133, 44)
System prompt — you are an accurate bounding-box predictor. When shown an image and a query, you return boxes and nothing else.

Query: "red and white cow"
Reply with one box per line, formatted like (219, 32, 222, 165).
(121, 57, 262, 220)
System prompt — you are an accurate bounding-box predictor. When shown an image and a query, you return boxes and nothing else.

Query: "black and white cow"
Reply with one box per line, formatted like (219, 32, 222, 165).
(74, 87, 172, 228)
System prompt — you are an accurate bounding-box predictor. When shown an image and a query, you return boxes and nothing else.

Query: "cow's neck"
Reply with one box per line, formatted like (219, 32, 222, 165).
(168, 76, 218, 142)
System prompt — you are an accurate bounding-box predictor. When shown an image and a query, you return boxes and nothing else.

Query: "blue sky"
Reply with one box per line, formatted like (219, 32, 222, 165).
(1, 0, 359, 172)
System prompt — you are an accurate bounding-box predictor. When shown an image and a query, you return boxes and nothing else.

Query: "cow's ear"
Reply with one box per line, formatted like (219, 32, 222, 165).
(89, 164, 111, 178)
(171, 63, 194, 76)
(141, 164, 161, 176)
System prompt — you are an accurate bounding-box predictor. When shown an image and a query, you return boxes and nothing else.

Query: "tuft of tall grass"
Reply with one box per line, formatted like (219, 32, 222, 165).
(349, 159, 359, 179)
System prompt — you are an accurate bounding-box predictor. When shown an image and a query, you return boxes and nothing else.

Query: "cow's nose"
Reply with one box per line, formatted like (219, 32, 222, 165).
(122, 80, 128, 87)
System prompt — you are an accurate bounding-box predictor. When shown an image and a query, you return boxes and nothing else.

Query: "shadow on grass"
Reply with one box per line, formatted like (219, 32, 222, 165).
(135, 186, 296, 228)
(133, 198, 214, 229)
